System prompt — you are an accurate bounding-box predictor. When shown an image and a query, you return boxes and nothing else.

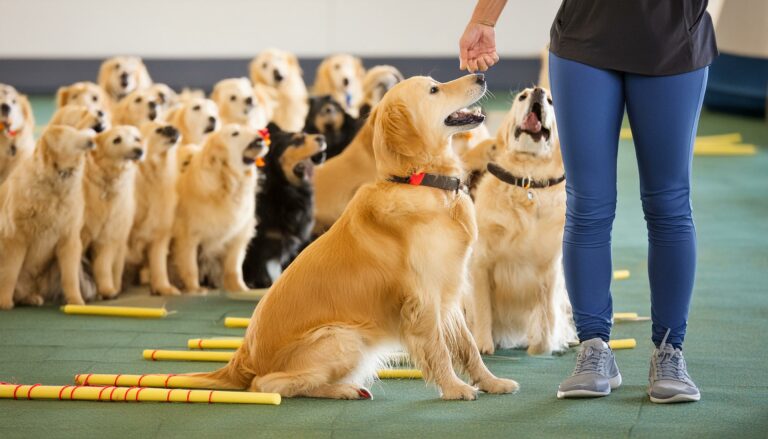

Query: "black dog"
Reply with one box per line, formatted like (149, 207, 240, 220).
(303, 95, 359, 159)
(242, 122, 326, 288)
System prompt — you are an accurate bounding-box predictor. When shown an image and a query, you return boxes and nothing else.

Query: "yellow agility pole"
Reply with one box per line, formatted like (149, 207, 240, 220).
(224, 317, 250, 328)
(188, 338, 243, 350)
(0, 382, 280, 405)
(612, 270, 631, 280)
(607, 339, 637, 350)
(376, 369, 423, 379)
(613, 312, 638, 320)
(61, 304, 168, 318)
(143, 350, 422, 379)
(76, 373, 220, 389)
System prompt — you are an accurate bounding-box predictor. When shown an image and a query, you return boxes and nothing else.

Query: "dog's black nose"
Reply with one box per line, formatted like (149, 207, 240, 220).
(244, 96, 253, 106)
(474, 73, 486, 85)
(96, 110, 104, 117)
(342, 77, 350, 87)
(120, 72, 129, 87)
(148, 101, 157, 109)
(132, 148, 144, 159)
(273, 69, 284, 82)
(208, 116, 216, 124)
(93, 123, 105, 133)
(160, 125, 178, 138)
(532, 87, 545, 102)
(0, 103, 10, 116)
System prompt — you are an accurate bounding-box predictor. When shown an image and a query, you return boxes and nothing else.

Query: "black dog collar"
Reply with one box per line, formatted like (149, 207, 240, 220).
(389, 172, 465, 193)
(487, 162, 565, 189)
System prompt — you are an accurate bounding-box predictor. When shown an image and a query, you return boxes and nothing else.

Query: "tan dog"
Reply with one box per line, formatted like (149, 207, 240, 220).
(0, 126, 94, 309)
(127, 122, 181, 296)
(172, 124, 267, 293)
(56, 81, 112, 114)
(98, 56, 152, 102)
(361, 65, 403, 112)
(49, 105, 110, 133)
(313, 54, 365, 117)
(164, 97, 219, 145)
(147, 83, 178, 115)
(211, 78, 270, 129)
(250, 48, 308, 132)
(452, 123, 491, 157)
(81, 126, 145, 299)
(113, 89, 162, 127)
(467, 87, 576, 356)
(0, 84, 36, 185)
(461, 137, 500, 198)
(192, 74, 518, 401)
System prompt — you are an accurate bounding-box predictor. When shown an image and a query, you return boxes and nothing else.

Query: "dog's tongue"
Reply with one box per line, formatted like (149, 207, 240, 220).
(522, 112, 542, 133)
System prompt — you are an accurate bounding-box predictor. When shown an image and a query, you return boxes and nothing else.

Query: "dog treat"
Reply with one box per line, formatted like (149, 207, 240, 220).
(223, 317, 250, 328)
(61, 305, 168, 318)
(0, 382, 280, 405)
(607, 338, 636, 350)
(612, 270, 631, 280)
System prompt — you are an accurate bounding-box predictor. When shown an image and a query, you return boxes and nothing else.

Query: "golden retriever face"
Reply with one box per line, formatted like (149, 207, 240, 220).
(115, 89, 161, 126)
(98, 56, 152, 100)
(50, 105, 109, 133)
(56, 81, 110, 113)
(363, 65, 404, 106)
(148, 83, 178, 113)
(0, 84, 28, 134)
(140, 121, 180, 158)
(176, 98, 219, 141)
(371, 74, 486, 174)
(501, 87, 558, 157)
(93, 126, 145, 164)
(316, 54, 365, 100)
(207, 124, 269, 172)
(250, 49, 302, 87)
(211, 78, 263, 126)
(38, 125, 95, 174)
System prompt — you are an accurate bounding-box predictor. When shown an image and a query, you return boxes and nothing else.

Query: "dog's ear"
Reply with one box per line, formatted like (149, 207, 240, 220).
(135, 58, 152, 89)
(355, 57, 366, 81)
(266, 121, 282, 135)
(18, 95, 35, 130)
(287, 53, 303, 76)
(374, 100, 420, 159)
(498, 109, 517, 150)
(209, 84, 221, 105)
(393, 68, 405, 83)
(97, 59, 110, 91)
(56, 86, 71, 107)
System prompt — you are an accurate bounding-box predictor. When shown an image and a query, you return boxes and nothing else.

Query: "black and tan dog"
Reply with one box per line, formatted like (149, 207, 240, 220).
(242, 123, 326, 288)
(303, 95, 359, 159)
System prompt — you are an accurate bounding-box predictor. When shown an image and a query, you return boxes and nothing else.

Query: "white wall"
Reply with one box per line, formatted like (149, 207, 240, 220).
(0, 0, 561, 58)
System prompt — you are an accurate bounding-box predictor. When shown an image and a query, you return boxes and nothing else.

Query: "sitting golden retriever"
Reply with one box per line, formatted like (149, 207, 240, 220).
(467, 87, 576, 356)
(193, 74, 518, 401)
(127, 122, 182, 296)
(49, 105, 110, 133)
(250, 48, 308, 132)
(98, 56, 152, 102)
(113, 89, 162, 127)
(57, 81, 112, 115)
(313, 54, 365, 117)
(0, 84, 35, 185)
(172, 124, 267, 293)
(81, 126, 145, 299)
(164, 97, 219, 145)
(211, 78, 270, 129)
(0, 126, 94, 309)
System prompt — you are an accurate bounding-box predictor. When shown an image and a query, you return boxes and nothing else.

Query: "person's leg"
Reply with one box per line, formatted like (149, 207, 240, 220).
(549, 53, 624, 343)
(549, 53, 624, 399)
(625, 67, 708, 404)
(624, 67, 708, 349)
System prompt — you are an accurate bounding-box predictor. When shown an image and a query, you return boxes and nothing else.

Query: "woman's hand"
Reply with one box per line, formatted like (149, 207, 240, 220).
(459, 22, 500, 72)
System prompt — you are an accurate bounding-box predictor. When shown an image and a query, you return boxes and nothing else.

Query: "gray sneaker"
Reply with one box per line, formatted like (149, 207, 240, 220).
(557, 337, 622, 399)
(648, 335, 700, 403)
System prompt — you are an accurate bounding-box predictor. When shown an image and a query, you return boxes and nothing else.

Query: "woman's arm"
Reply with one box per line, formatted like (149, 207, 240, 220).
(459, 0, 507, 72)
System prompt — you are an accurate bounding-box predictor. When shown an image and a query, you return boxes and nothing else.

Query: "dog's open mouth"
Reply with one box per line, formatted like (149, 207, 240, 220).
(444, 106, 485, 126)
(243, 138, 267, 165)
(514, 102, 551, 142)
(204, 122, 216, 133)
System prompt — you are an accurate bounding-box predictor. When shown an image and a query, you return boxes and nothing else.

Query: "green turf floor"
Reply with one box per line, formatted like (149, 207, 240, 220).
(1, 96, 767, 438)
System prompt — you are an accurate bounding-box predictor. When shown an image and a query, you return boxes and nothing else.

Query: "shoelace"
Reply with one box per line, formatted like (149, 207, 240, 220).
(655, 329, 691, 382)
(573, 346, 607, 375)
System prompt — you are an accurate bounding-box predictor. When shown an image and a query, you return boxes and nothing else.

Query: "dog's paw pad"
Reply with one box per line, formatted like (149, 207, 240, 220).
(356, 387, 373, 400)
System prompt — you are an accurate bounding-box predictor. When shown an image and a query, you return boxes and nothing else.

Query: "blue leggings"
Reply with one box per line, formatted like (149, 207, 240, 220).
(548, 53, 708, 349)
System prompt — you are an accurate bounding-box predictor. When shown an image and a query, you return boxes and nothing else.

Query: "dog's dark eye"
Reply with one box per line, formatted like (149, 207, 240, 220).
(155, 127, 163, 134)
(429, 86, 439, 94)
(232, 131, 239, 137)
(11, 99, 16, 104)
(518, 93, 527, 101)
(72, 94, 79, 99)
(92, 95, 98, 102)
(193, 105, 201, 111)
(262, 62, 268, 69)
(334, 64, 340, 70)
(547, 97, 553, 105)
(135, 97, 142, 103)
(113, 136, 122, 144)
(114, 63, 121, 69)
(230, 95, 237, 102)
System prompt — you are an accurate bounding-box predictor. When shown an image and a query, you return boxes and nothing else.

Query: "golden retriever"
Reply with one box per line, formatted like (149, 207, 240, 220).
(147, 83, 178, 114)
(466, 87, 576, 356)
(0, 126, 94, 309)
(56, 81, 111, 115)
(313, 54, 365, 117)
(0, 84, 35, 185)
(211, 78, 270, 129)
(172, 124, 267, 293)
(193, 74, 518, 401)
(98, 56, 152, 102)
(250, 48, 308, 132)
(164, 97, 219, 145)
(452, 122, 491, 157)
(360, 65, 403, 115)
(126, 122, 182, 296)
(81, 126, 145, 299)
(113, 89, 162, 127)
(49, 105, 110, 133)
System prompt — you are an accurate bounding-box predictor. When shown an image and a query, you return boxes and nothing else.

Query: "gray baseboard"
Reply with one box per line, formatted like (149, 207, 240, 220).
(0, 57, 540, 95)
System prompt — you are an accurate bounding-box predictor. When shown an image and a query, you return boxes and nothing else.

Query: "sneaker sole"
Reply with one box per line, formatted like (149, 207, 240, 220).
(648, 391, 701, 404)
(556, 373, 622, 399)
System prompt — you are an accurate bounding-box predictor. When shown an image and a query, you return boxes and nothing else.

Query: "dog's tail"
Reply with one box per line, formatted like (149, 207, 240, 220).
(184, 347, 255, 390)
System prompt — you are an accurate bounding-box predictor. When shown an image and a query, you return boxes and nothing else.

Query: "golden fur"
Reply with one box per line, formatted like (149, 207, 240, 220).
(192, 74, 518, 401)
(56, 81, 112, 115)
(467, 87, 576, 355)
(81, 126, 145, 299)
(164, 97, 219, 145)
(97, 56, 152, 102)
(312, 54, 365, 117)
(0, 84, 36, 185)
(211, 78, 270, 130)
(361, 65, 403, 108)
(127, 122, 181, 296)
(249, 48, 308, 132)
(49, 105, 110, 133)
(0, 126, 94, 309)
(172, 124, 267, 293)
(113, 89, 162, 127)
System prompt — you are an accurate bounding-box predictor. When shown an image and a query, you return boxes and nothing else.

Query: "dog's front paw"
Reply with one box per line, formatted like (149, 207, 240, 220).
(478, 377, 519, 394)
(0, 297, 15, 310)
(152, 284, 181, 296)
(65, 296, 86, 306)
(526, 341, 552, 356)
(98, 288, 119, 300)
(441, 383, 478, 401)
(476, 336, 496, 355)
(20, 294, 45, 307)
